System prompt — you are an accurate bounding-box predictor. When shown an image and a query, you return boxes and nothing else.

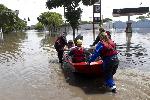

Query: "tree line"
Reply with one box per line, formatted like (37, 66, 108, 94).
(0, 4, 27, 33)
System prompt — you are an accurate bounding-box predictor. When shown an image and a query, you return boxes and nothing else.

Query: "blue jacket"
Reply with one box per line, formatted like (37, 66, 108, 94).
(89, 42, 104, 63)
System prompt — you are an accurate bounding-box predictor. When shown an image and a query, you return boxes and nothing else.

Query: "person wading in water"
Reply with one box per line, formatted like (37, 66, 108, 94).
(54, 32, 67, 64)
(88, 31, 119, 93)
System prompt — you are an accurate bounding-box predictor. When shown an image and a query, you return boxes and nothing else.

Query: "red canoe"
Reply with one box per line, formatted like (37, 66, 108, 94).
(63, 51, 104, 76)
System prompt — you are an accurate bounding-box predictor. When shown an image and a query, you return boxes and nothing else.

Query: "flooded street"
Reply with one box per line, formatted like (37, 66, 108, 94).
(0, 30, 150, 100)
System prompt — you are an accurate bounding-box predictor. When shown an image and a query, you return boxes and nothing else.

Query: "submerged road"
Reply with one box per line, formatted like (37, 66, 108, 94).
(0, 30, 149, 100)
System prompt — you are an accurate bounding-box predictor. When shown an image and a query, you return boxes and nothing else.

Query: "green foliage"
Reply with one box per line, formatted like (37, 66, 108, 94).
(82, 0, 99, 5)
(46, 0, 64, 9)
(136, 12, 150, 20)
(46, 0, 99, 8)
(103, 18, 112, 23)
(65, 6, 82, 29)
(147, 12, 150, 18)
(37, 12, 63, 33)
(80, 21, 91, 24)
(14, 19, 27, 31)
(136, 16, 146, 20)
(0, 4, 27, 33)
(35, 22, 44, 31)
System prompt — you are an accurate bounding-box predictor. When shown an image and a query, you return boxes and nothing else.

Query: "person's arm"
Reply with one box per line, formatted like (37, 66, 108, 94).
(62, 36, 67, 45)
(89, 42, 103, 63)
(91, 35, 100, 46)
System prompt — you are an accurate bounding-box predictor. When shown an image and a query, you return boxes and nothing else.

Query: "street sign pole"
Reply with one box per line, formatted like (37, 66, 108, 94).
(100, 0, 102, 27)
(93, 0, 101, 41)
(93, 5, 95, 41)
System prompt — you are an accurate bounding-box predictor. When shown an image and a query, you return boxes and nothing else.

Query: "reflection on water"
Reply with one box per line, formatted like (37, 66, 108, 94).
(126, 32, 132, 51)
(0, 32, 27, 64)
(111, 31, 150, 72)
(0, 30, 150, 100)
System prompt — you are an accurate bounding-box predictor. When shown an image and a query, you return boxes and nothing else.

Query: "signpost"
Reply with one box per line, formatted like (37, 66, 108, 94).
(113, 7, 149, 33)
(93, 17, 101, 22)
(93, 5, 101, 13)
(93, 0, 101, 41)
(113, 7, 149, 47)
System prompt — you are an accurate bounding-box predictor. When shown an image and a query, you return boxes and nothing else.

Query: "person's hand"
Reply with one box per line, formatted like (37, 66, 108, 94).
(63, 46, 68, 51)
(90, 44, 94, 47)
(64, 48, 67, 51)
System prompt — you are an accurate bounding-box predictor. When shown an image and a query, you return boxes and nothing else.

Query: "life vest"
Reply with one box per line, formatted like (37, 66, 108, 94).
(100, 40, 118, 58)
(71, 47, 86, 63)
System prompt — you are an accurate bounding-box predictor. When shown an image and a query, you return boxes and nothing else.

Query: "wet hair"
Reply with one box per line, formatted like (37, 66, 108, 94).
(99, 27, 105, 32)
(68, 40, 73, 43)
(68, 40, 74, 48)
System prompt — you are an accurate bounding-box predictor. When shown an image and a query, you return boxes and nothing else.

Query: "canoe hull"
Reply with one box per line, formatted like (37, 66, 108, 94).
(71, 61, 103, 76)
(63, 52, 103, 76)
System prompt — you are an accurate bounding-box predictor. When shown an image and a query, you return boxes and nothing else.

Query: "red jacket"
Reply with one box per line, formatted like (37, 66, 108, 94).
(100, 40, 118, 58)
(69, 47, 88, 63)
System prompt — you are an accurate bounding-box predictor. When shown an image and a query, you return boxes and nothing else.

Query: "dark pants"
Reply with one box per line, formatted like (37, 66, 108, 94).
(103, 55, 119, 88)
(57, 50, 64, 63)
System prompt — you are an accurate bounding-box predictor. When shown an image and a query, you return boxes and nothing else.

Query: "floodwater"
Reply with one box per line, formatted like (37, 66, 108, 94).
(0, 29, 150, 100)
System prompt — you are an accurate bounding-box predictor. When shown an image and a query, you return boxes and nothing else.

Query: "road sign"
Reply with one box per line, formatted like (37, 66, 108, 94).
(93, 5, 101, 13)
(93, 17, 100, 22)
(113, 7, 149, 17)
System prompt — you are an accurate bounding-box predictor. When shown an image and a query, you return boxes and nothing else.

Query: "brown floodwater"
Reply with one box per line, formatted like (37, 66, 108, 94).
(0, 30, 150, 100)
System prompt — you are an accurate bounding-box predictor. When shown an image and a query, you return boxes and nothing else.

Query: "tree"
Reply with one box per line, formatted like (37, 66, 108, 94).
(37, 12, 63, 35)
(0, 4, 27, 33)
(103, 18, 112, 23)
(35, 22, 44, 31)
(65, 3, 82, 39)
(46, 0, 99, 39)
(80, 21, 91, 24)
(147, 12, 150, 18)
(136, 16, 146, 20)
(14, 18, 27, 32)
(136, 12, 150, 20)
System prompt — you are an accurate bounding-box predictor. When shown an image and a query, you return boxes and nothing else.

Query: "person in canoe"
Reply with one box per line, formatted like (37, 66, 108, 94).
(68, 39, 90, 63)
(67, 40, 75, 49)
(90, 27, 111, 47)
(88, 31, 119, 93)
(74, 34, 83, 46)
(54, 32, 68, 64)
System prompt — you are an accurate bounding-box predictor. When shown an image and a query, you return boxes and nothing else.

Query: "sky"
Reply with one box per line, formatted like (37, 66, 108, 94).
(0, 0, 150, 26)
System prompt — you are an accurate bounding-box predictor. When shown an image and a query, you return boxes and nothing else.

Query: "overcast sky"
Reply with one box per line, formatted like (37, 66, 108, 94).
(1, 0, 150, 25)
